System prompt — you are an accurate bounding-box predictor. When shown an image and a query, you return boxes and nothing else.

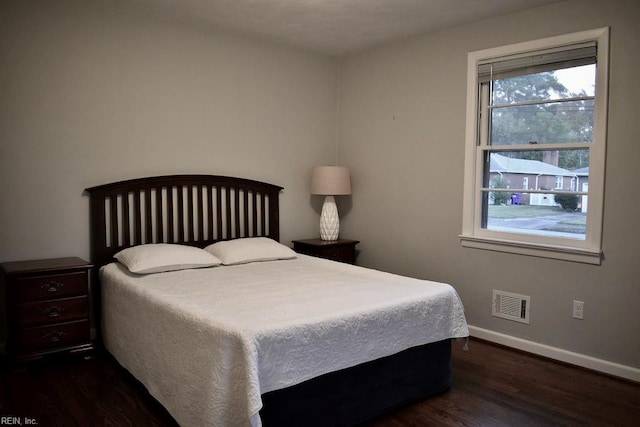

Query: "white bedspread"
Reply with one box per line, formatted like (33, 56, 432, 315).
(100, 255, 468, 427)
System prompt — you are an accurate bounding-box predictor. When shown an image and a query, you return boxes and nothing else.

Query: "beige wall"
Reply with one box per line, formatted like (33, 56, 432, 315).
(338, 0, 640, 369)
(0, 0, 337, 263)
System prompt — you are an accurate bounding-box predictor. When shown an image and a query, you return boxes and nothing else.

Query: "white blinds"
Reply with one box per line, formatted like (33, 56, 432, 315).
(478, 42, 597, 82)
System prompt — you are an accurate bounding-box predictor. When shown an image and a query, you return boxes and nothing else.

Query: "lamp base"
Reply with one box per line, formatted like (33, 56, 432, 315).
(319, 195, 340, 241)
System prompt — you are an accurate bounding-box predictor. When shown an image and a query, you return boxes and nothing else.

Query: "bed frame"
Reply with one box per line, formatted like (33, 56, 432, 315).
(85, 174, 452, 426)
(85, 174, 283, 270)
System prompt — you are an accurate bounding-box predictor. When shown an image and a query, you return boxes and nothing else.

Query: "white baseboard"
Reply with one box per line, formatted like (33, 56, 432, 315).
(468, 325, 640, 383)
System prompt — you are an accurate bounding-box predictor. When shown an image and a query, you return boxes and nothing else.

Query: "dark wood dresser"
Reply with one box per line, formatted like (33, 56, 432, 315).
(1, 257, 94, 365)
(292, 238, 359, 264)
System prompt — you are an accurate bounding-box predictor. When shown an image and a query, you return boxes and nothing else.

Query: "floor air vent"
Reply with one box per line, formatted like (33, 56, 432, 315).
(492, 290, 530, 324)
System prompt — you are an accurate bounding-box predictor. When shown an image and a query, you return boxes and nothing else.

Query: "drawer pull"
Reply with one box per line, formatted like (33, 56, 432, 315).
(41, 281, 64, 292)
(43, 331, 66, 343)
(42, 306, 65, 318)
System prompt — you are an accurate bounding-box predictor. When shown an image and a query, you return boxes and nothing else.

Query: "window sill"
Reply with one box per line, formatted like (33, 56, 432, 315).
(459, 235, 602, 265)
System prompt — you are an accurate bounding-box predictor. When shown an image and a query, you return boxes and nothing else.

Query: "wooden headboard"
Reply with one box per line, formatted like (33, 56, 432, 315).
(85, 175, 283, 270)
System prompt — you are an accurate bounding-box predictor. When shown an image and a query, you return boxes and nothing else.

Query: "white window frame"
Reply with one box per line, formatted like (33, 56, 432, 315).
(460, 28, 609, 265)
(555, 176, 564, 190)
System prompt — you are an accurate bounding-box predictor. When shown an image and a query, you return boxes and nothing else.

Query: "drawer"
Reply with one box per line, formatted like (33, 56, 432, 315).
(15, 271, 87, 301)
(14, 296, 89, 327)
(16, 319, 90, 353)
(318, 247, 353, 263)
(292, 239, 359, 265)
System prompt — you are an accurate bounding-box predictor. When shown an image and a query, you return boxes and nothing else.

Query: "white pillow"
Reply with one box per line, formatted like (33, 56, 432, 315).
(114, 243, 222, 274)
(205, 237, 297, 266)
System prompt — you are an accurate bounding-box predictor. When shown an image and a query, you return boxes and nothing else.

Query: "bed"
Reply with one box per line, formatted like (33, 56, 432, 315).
(85, 174, 468, 427)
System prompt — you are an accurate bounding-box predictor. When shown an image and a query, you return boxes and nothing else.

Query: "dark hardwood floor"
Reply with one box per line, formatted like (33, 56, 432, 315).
(1, 339, 638, 426)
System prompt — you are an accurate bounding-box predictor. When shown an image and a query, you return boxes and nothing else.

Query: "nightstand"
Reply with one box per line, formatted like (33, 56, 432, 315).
(292, 238, 360, 264)
(1, 257, 94, 364)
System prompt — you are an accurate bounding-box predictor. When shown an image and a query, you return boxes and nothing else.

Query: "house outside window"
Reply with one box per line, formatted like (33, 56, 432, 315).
(461, 28, 609, 264)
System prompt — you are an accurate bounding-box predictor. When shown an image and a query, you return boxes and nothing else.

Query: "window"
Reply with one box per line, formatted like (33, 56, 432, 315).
(461, 28, 609, 264)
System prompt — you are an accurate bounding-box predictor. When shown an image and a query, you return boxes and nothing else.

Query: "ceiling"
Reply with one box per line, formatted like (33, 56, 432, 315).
(98, 0, 565, 56)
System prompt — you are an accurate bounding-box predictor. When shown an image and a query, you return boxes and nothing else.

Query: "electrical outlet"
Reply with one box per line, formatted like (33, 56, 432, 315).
(573, 300, 584, 319)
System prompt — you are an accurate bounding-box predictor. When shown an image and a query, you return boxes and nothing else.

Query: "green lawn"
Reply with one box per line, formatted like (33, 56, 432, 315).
(488, 205, 587, 235)
(488, 205, 568, 218)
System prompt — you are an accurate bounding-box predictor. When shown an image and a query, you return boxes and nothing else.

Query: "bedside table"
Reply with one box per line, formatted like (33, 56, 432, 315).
(292, 238, 360, 264)
(1, 257, 94, 364)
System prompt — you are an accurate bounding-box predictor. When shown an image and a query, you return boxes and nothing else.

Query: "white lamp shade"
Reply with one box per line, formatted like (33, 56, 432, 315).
(311, 166, 351, 195)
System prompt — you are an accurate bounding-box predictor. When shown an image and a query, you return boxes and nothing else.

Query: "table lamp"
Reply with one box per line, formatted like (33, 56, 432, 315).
(311, 166, 351, 241)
